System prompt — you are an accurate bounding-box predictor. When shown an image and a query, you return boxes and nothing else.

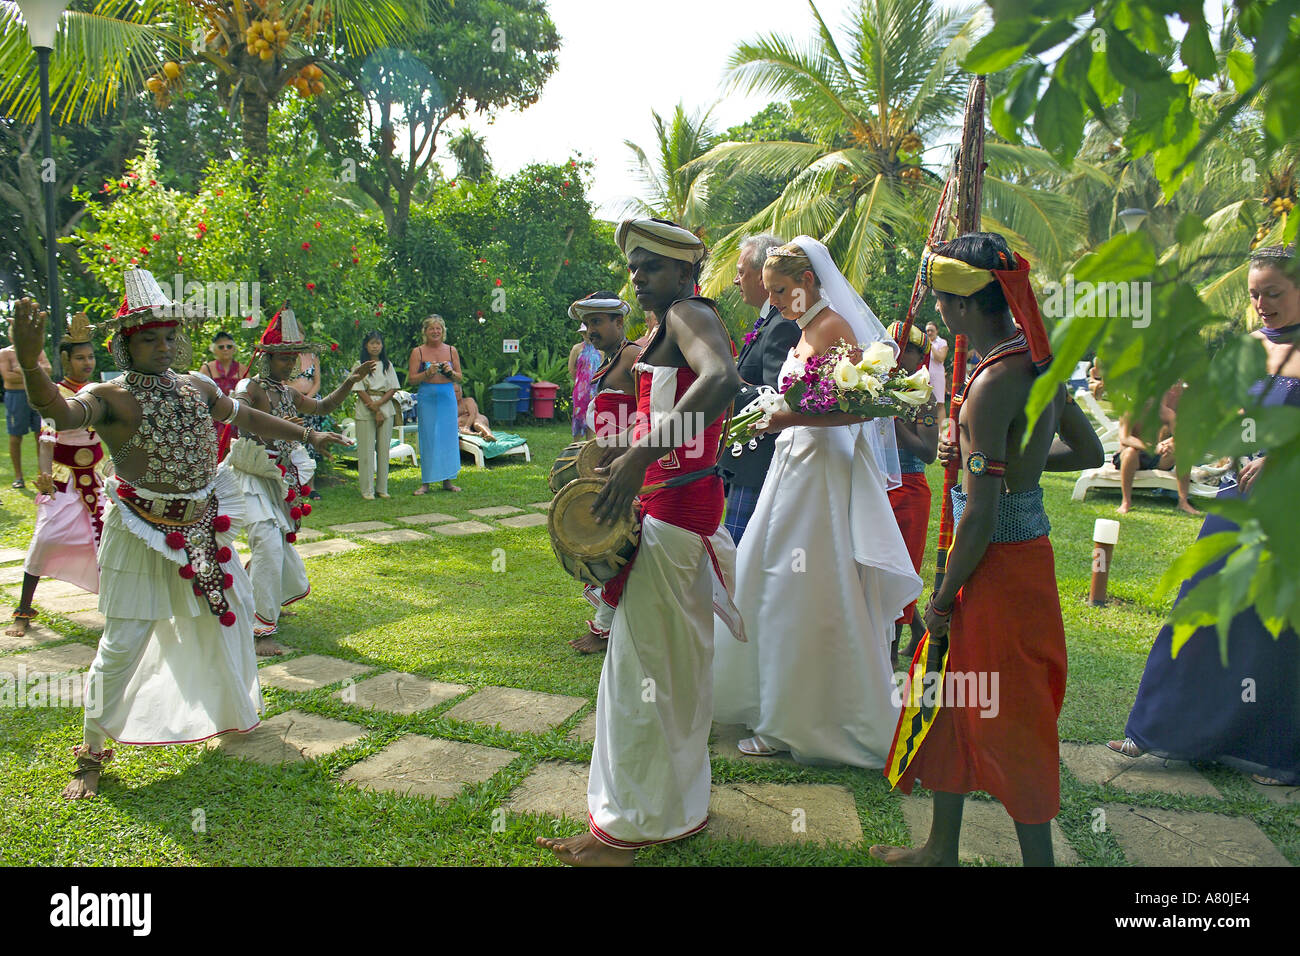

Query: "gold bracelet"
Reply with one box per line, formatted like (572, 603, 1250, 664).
(302, 425, 311, 442)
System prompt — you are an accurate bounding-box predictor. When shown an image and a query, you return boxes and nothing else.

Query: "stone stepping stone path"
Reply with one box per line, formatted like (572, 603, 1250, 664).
(1061, 742, 1221, 798)
(1105, 805, 1291, 867)
(294, 527, 325, 542)
(357, 529, 430, 545)
(498, 513, 548, 529)
(341, 734, 519, 800)
(34, 591, 101, 616)
(504, 760, 589, 820)
(212, 710, 366, 764)
(0, 547, 27, 565)
(329, 521, 394, 534)
(430, 521, 495, 537)
(0, 643, 96, 679)
(1247, 777, 1300, 805)
(62, 610, 104, 633)
(0, 614, 69, 651)
(443, 686, 586, 735)
(333, 671, 469, 715)
(0, 565, 27, 586)
(709, 782, 863, 846)
(395, 513, 458, 525)
(527, 503, 550, 511)
(567, 711, 597, 744)
(295, 538, 361, 560)
(6, 578, 83, 601)
(710, 722, 799, 766)
(469, 506, 523, 518)
(900, 795, 1078, 865)
(257, 654, 373, 692)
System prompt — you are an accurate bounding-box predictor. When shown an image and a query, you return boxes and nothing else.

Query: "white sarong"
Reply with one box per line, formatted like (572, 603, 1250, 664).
(85, 469, 262, 747)
(587, 515, 740, 848)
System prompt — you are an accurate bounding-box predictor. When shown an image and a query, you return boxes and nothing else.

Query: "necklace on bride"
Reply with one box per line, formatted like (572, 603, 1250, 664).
(795, 297, 830, 329)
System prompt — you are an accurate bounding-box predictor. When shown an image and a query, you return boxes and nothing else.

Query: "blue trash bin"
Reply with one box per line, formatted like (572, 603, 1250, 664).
(505, 374, 533, 414)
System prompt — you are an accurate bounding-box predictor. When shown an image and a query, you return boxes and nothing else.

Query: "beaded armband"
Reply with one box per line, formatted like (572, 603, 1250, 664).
(965, 451, 1007, 478)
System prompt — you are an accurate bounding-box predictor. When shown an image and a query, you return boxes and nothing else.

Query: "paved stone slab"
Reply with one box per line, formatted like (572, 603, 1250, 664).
(567, 711, 597, 744)
(498, 513, 548, 529)
(63, 610, 104, 633)
(429, 520, 495, 536)
(333, 671, 469, 715)
(357, 528, 430, 545)
(0, 615, 68, 651)
(395, 512, 459, 525)
(340, 734, 519, 800)
(7, 578, 84, 601)
(709, 782, 863, 846)
(1248, 778, 1300, 805)
(469, 506, 523, 517)
(212, 710, 367, 764)
(901, 796, 1078, 865)
(444, 685, 586, 735)
(293, 527, 325, 541)
(0, 547, 27, 565)
(329, 521, 395, 534)
(0, 565, 28, 586)
(504, 761, 589, 820)
(710, 722, 799, 767)
(1061, 742, 1222, 798)
(295, 538, 362, 560)
(527, 502, 551, 510)
(1106, 805, 1290, 867)
(35, 591, 101, 615)
(0, 643, 96, 679)
(257, 654, 373, 692)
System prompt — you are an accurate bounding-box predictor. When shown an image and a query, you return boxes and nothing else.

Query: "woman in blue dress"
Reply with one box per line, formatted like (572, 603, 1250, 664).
(1109, 246, 1300, 786)
(407, 315, 463, 494)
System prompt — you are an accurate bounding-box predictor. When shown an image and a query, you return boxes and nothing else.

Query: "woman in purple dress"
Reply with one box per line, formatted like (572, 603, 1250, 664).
(568, 330, 599, 439)
(1109, 246, 1300, 786)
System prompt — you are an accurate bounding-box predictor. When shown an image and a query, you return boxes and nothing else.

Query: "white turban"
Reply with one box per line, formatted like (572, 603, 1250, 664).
(568, 294, 630, 324)
(616, 219, 706, 264)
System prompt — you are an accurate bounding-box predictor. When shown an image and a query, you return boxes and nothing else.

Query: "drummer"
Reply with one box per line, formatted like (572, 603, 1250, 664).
(566, 291, 641, 654)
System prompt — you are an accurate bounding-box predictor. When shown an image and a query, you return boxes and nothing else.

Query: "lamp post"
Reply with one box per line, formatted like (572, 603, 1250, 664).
(1118, 207, 1149, 235)
(15, 0, 71, 376)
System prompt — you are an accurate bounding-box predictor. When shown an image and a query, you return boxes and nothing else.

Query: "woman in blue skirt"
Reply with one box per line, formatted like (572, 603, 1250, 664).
(1109, 246, 1300, 786)
(407, 315, 463, 494)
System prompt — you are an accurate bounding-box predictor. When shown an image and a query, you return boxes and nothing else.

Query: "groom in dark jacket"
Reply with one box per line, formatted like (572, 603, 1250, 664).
(724, 233, 801, 544)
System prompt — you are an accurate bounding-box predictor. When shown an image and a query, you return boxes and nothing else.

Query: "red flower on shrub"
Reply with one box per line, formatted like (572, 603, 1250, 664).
(301, 241, 311, 250)
(151, 234, 161, 242)
(330, 343, 338, 351)
(306, 282, 316, 291)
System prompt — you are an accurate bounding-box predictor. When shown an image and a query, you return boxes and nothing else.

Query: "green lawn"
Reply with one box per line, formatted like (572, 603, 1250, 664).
(1, 420, 1294, 866)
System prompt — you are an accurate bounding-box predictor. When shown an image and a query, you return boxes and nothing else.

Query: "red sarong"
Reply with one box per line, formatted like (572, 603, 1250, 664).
(888, 471, 931, 624)
(893, 535, 1067, 824)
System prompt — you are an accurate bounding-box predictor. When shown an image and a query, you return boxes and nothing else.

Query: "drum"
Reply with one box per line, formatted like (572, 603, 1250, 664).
(547, 439, 605, 494)
(548, 478, 640, 586)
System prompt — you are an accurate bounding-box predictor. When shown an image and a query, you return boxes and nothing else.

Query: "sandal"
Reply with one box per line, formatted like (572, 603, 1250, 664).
(1107, 738, 1144, 758)
(738, 736, 787, 757)
(11, 479, 24, 489)
(1250, 773, 1288, 786)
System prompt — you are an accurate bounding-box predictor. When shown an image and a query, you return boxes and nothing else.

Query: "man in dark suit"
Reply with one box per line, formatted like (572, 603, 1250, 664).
(724, 233, 801, 544)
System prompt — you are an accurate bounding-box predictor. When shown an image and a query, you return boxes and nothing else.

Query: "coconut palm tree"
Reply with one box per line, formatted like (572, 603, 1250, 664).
(687, 0, 1083, 294)
(623, 101, 717, 238)
(448, 126, 492, 182)
(0, 0, 419, 164)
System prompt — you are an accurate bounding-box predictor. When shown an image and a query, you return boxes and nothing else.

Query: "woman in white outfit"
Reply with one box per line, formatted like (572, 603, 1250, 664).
(713, 237, 922, 767)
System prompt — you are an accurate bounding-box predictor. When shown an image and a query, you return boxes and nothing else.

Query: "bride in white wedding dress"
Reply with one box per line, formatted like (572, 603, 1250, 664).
(713, 237, 922, 767)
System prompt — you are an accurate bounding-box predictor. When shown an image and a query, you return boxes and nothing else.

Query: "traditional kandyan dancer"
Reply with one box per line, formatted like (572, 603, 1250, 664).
(6, 313, 107, 637)
(10, 271, 350, 800)
(885, 320, 940, 669)
(567, 290, 641, 655)
(872, 234, 1102, 866)
(537, 219, 743, 865)
(224, 307, 373, 653)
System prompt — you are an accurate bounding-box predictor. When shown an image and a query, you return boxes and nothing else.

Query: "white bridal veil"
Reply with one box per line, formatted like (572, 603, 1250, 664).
(792, 235, 902, 488)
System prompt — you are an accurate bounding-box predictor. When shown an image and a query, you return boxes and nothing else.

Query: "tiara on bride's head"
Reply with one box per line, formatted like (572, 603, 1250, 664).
(768, 244, 806, 258)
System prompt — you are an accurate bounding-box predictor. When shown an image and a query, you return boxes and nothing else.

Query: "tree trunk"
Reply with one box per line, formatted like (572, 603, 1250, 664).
(241, 87, 271, 170)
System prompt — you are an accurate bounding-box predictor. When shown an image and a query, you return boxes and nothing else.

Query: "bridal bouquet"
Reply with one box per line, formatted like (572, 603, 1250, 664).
(726, 339, 933, 456)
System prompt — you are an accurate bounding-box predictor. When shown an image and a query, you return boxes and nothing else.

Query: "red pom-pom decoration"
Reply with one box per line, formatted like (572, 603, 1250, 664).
(217, 546, 233, 563)
(220, 611, 237, 627)
(277, 464, 286, 475)
(193, 583, 202, 596)
(222, 573, 234, 589)
(166, 531, 186, 550)
(286, 487, 297, 502)
(300, 503, 312, 516)
(300, 484, 311, 496)
(285, 532, 298, 543)
(214, 515, 232, 533)
(290, 506, 303, 521)
(179, 564, 196, 579)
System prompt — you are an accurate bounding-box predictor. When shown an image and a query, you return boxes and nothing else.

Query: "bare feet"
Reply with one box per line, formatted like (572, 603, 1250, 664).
(413, 485, 427, 496)
(255, 636, 286, 657)
(1117, 501, 1132, 515)
(1177, 501, 1202, 517)
(279, 608, 297, 618)
(62, 747, 113, 800)
(569, 625, 608, 654)
(377, 492, 390, 499)
(441, 481, 461, 492)
(536, 832, 634, 867)
(5, 610, 34, 637)
(869, 843, 946, 866)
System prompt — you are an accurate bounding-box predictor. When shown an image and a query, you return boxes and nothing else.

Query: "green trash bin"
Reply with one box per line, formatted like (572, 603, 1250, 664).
(490, 382, 520, 423)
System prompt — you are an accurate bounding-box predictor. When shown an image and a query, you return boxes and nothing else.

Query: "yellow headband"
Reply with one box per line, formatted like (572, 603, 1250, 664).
(919, 246, 997, 296)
